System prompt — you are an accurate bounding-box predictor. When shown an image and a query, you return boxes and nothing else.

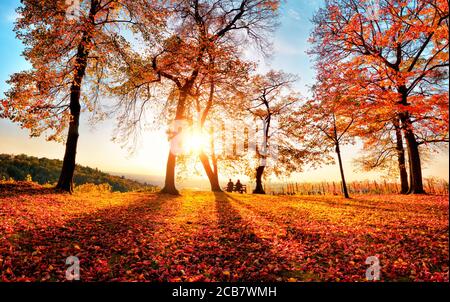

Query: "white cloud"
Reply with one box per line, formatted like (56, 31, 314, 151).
(273, 38, 305, 56)
(287, 9, 302, 21)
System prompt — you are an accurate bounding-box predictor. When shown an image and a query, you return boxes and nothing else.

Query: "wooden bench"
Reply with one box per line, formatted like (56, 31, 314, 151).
(235, 185, 246, 194)
(225, 184, 247, 194)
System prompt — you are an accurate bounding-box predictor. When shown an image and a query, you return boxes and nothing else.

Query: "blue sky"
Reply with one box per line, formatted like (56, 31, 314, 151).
(0, 0, 448, 184)
(0, 0, 28, 90)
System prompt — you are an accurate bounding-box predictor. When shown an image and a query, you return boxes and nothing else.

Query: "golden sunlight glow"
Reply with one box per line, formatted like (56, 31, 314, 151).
(183, 128, 210, 154)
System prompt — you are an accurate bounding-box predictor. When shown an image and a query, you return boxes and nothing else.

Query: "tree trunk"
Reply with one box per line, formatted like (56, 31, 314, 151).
(211, 137, 220, 190)
(56, 29, 92, 193)
(336, 143, 350, 198)
(56, 98, 81, 193)
(254, 112, 270, 195)
(160, 152, 180, 195)
(393, 118, 409, 194)
(253, 166, 266, 194)
(398, 87, 425, 195)
(400, 113, 425, 194)
(199, 152, 222, 192)
(160, 91, 187, 195)
(404, 130, 425, 194)
(197, 82, 222, 193)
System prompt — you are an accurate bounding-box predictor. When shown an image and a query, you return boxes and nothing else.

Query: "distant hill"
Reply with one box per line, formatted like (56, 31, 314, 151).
(0, 154, 157, 192)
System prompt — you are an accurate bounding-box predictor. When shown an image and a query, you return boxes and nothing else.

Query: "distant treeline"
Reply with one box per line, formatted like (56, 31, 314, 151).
(0, 154, 157, 192)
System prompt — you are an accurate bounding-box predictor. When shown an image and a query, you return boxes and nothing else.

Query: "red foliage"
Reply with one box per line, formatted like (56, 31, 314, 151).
(0, 183, 448, 281)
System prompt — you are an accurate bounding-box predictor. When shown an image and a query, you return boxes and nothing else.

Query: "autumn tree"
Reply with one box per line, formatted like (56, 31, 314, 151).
(190, 47, 256, 192)
(111, 0, 281, 195)
(354, 118, 410, 193)
(171, 65, 252, 192)
(242, 71, 301, 194)
(297, 69, 361, 199)
(0, 0, 160, 192)
(310, 0, 449, 194)
(344, 81, 411, 193)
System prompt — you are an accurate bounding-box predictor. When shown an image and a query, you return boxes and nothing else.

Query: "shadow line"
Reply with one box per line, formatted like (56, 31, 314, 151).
(1, 193, 179, 281)
(212, 192, 290, 281)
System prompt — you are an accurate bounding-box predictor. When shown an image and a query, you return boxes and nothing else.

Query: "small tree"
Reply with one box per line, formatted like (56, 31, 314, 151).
(300, 73, 360, 199)
(245, 71, 301, 194)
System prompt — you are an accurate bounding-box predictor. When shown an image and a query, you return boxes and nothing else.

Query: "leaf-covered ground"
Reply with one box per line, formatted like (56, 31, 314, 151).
(0, 182, 448, 282)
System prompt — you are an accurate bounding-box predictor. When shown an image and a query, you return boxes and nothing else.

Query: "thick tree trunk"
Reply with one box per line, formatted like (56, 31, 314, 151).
(210, 128, 221, 191)
(336, 143, 350, 198)
(253, 166, 266, 194)
(56, 30, 92, 193)
(160, 91, 188, 195)
(397, 87, 425, 194)
(56, 98, 81, 193)
(160, 152, 180, 195)
(404, 129, 425, 194)
(197, 79, 223, 193)
(254, 112, 270, 195)
(199, 152, 222, 192)
(393, 119, 409, 194)
(400, 114, 425, 194)
(211, 150, 220, 190)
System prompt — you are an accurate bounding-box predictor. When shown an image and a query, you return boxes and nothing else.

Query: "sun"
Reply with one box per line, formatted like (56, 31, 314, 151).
(183, 128, 210, 154)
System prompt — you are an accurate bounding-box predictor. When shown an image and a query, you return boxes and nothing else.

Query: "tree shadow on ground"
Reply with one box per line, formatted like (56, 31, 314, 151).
(210, 192, 291, 281)
(2, 191, 294, 281)
(1, 193, 180, 281)
(225, 194, 450, 281)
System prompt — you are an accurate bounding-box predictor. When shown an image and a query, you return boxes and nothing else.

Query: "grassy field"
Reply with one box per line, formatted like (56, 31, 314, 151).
(0, 182, 448, 282)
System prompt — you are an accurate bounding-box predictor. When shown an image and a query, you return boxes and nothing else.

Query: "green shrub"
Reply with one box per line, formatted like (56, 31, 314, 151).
(0, 154, 156, 192)
(74, 183, 112, 193)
